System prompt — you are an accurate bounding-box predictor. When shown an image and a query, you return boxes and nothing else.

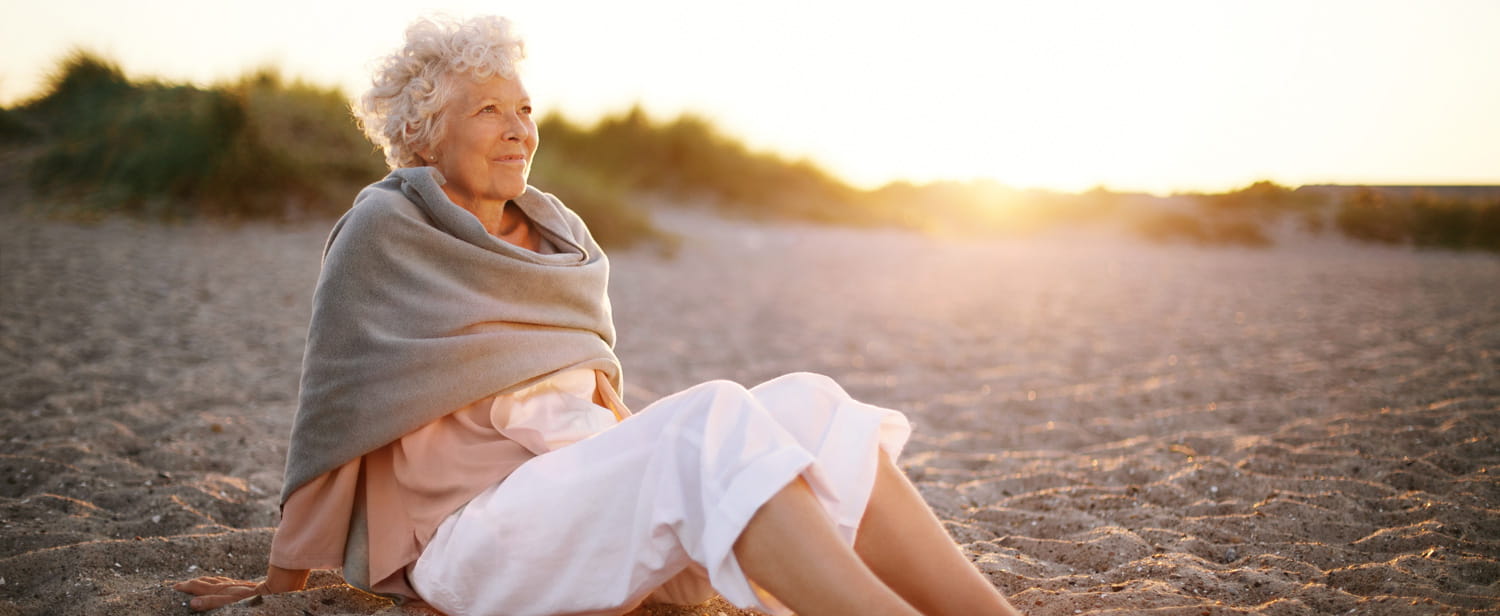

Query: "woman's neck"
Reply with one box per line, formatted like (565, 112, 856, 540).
(487, 202, 540, 251)
(440, 186, 540, 251)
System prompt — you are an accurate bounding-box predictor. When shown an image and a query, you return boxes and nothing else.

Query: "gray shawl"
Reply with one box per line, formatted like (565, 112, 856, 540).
(281, 167, 620, 503)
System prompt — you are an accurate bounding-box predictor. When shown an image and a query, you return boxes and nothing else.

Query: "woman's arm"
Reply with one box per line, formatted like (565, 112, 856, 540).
(172, 565, 310, 612)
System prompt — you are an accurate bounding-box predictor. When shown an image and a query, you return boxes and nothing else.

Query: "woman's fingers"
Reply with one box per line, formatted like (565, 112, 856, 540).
(172, 577, 261, 611)
(185, 586, 258, 612)
(172, 576, 257, 594)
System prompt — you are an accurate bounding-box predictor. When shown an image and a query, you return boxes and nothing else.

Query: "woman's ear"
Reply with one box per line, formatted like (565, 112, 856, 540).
(406, 122, 434, 165)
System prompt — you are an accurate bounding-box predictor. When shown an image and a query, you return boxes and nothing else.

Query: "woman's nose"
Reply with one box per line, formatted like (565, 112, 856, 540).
(502, 115, 529, 141)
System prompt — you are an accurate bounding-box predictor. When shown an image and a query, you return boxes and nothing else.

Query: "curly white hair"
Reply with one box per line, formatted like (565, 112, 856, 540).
(355, 15, 527, 169)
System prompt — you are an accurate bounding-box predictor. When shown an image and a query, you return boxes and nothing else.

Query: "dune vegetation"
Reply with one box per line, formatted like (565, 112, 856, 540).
(1331, 187, 1500, 252)
(4, 51, 1497, 253)
(12, 53, 385, 222)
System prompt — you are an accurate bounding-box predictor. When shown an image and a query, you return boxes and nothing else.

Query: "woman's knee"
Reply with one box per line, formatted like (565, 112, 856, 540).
(749, 372, 853, 426)
(677, 379, 756, 414)
(653, 379, 772, 437)
(752, 372, 845, 397)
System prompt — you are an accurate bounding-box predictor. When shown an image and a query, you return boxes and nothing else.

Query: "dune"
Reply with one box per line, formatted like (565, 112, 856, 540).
(1, 207, 1496, 615)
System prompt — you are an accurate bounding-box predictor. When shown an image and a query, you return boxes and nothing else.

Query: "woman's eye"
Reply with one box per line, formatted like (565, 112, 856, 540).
(479, 105, 498, 114)
(520, 105, 533, 115)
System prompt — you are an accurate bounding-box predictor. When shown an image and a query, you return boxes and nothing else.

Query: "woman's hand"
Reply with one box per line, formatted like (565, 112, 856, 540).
(171, 577, 264, 611)
(172, 566, 309, 612)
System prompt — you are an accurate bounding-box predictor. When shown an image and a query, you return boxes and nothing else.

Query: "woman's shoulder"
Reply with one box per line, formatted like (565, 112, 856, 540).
(327, 174, 438, 243)
(319, 174, 431, 258)
(348, 174, 426, 225)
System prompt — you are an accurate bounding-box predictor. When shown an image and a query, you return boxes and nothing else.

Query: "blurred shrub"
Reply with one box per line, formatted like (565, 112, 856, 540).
(1334, 188, 1408, 244)
(1208, 220, 1271, 247)
(528, 160, 677, 253)
(533, 107, 882, 226)
(1197, 180, 1282, 211)
(1475, 203, 1500, 253)
(1136, 211, 1209, 244)
(28, 77, 245, 218)
(1408, 193, 1471, 249)
(1134, 211, 1270, 247)
(1335, 188, 1500, 252)
(211, 69, 389, 219)
(0, 106, 38, 142)
(16, 52, 387, 220)
(22, 51, 133, 120)
(1298, 209, 1327, 235)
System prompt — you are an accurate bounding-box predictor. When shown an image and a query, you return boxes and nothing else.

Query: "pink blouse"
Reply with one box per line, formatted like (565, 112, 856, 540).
(269, 369, 629, 600)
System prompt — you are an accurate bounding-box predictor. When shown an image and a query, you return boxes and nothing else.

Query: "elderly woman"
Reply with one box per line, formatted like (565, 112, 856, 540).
(173, 15, 1018, 616)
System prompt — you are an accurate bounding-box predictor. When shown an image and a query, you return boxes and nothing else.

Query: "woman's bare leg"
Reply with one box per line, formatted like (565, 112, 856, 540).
(734, 478, 921, 616)
(854, 452, 1021, 615)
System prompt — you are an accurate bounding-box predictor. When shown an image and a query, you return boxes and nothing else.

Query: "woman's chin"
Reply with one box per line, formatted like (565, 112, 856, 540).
(493, 176, 530, 199)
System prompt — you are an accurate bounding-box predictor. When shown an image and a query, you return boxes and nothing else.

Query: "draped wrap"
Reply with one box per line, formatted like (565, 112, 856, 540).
(281, 167, 620, 503)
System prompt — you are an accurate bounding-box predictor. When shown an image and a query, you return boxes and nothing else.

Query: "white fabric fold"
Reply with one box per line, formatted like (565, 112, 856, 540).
(490, 368, 619, 455)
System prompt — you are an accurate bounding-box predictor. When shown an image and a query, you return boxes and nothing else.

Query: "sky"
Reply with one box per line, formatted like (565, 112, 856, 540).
(3, 0, 1497, 194)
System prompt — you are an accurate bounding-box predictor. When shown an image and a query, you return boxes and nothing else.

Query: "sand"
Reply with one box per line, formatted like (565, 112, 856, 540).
(1, 207, 1497, 615)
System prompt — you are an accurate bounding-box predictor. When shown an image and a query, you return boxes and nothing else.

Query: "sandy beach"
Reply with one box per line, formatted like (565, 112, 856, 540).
(1, 207, 1497, 615)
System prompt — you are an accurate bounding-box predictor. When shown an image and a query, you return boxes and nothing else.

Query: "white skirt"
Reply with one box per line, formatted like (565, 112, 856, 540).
(409, 372, 911, 616)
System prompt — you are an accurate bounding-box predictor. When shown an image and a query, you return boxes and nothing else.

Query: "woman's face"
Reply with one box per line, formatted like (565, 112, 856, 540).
(425, 74, 538, 208)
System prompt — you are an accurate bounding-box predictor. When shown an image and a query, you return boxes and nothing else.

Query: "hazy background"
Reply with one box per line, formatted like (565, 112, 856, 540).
(5, 0, 1498, 194)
